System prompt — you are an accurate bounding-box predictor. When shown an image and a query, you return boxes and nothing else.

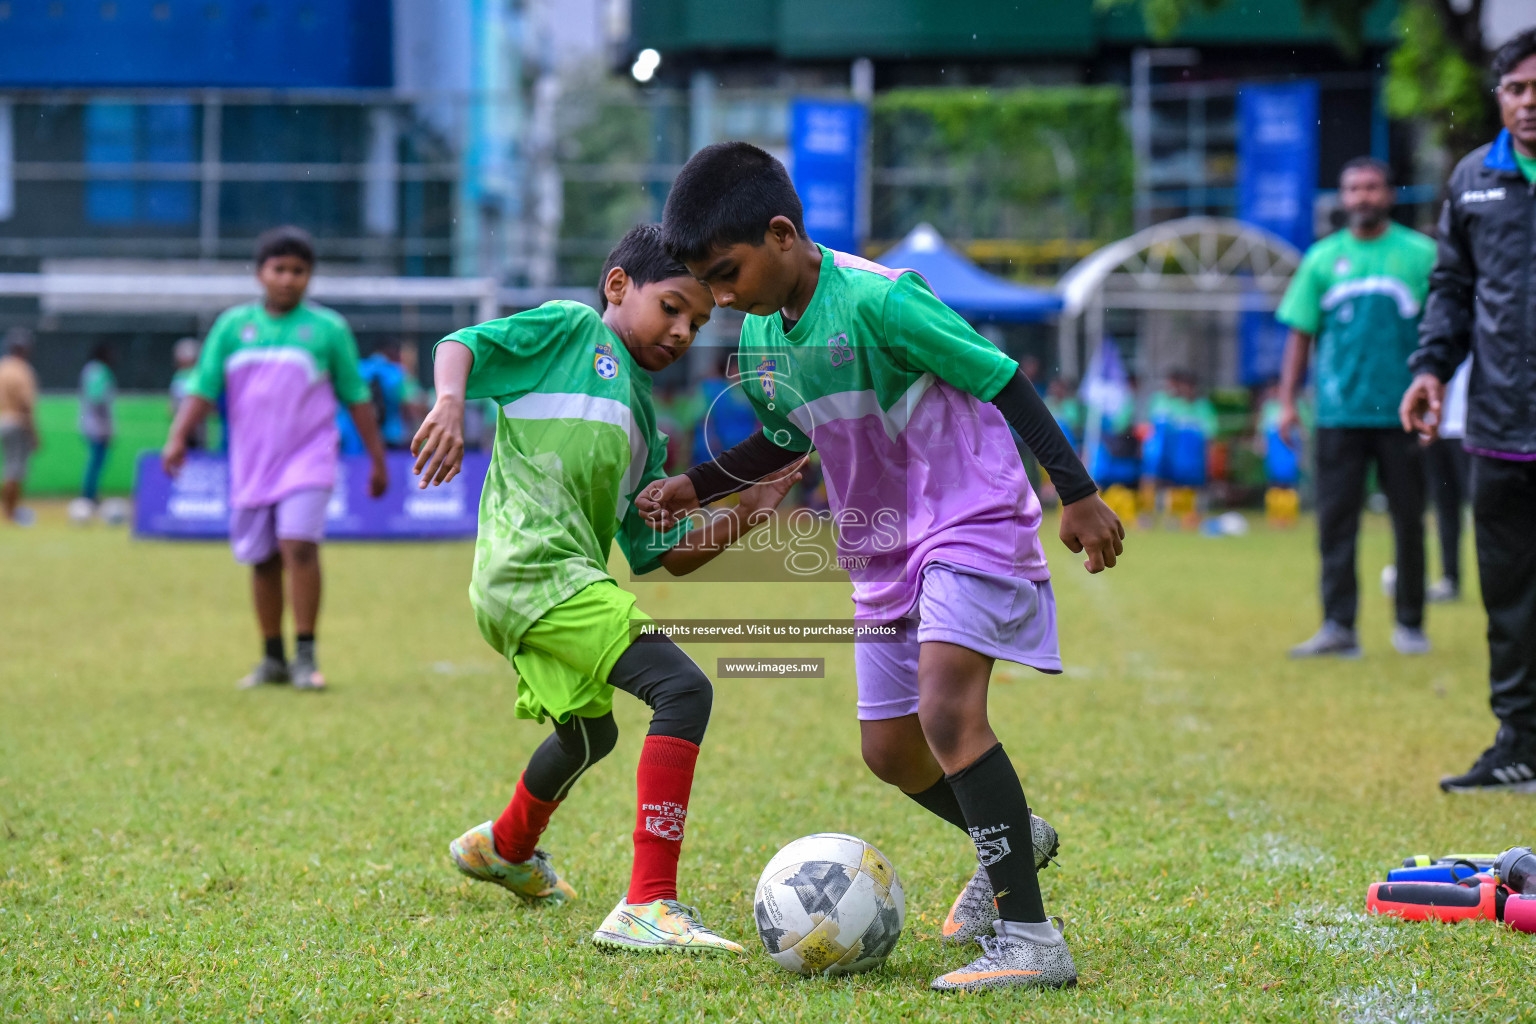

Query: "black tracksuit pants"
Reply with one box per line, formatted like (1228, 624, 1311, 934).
(1315, 427, 1426, 630)
(1470, 455, 1536, 734)
(1426, 437, 1469, 586)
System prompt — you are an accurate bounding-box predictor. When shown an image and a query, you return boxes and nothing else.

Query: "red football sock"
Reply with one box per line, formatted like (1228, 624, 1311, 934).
(627, 735, 700, 904)
(492, 774, 560, 864)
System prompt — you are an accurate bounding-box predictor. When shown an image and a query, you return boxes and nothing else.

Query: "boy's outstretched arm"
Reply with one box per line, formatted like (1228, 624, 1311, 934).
(412, 340, 472, 488)
(884, 273, 1123, 573)
(657, 461, 804, 576)
(637, 473, 700, 530)
(989, 370, 1124, 573)
(161, 395, 214, 476)
(347, 402, 390, 497)
(638, 430, 807, 529)
(1058, 495, 1125, 574)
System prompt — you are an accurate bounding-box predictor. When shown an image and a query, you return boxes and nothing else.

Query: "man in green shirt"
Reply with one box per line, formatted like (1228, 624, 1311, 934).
(1277, 157, 1437, 659)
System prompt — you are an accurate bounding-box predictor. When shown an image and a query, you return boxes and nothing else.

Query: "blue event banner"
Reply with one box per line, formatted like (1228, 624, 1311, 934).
(132, 451, 490, 541)
(1237, 80, 1319, 252)
(790, 98, 867, 256)
(1238, 80, 1319, 385)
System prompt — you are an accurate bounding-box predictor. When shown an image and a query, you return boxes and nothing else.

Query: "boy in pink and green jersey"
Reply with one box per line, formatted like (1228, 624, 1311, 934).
(643, 142, 1125, 993)
(162, 225, 389, 691)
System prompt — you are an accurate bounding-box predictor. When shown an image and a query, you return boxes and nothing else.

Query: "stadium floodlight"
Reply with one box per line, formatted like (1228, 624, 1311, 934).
(631, 48, 661, 83)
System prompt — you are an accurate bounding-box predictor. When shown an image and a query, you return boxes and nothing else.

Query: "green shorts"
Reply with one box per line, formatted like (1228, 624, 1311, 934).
(506, 581, 651, 724)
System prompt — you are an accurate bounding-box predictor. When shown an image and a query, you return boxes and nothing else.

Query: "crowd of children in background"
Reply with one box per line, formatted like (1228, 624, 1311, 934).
(1043, 365, 1303, 531)
(9, 326, 1451, 553)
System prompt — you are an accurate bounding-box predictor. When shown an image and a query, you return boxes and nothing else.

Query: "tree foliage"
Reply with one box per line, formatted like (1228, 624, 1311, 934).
(1384, 0, 1494, 152)
(1102, 0, 1496, 152)
(871, 86, 1133, 247)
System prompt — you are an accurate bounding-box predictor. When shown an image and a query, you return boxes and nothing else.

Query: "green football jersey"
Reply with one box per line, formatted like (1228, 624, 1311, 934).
(440, 300, 686, 656)
(1276, 222, 1436, 428)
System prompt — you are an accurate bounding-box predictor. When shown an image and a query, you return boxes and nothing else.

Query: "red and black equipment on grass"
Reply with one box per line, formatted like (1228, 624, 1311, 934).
(1366, 847, 1536, 934)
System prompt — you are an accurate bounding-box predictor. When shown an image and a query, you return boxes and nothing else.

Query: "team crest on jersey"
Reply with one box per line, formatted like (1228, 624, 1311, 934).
(759, 356, 777, 399)
(240, 324, 258, 343)
(1333, 258, 1350, 276)
(297, 325, 313, 341)
(594, 341, 618, 380)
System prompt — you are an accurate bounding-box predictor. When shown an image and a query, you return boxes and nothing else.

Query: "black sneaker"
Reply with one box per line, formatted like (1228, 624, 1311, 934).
(1441, 734, 1536, 793)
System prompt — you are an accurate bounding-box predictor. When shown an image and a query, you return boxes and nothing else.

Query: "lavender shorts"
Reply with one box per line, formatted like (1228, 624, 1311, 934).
(229, 488, 332, 564)
(854, 560, 1061, 721)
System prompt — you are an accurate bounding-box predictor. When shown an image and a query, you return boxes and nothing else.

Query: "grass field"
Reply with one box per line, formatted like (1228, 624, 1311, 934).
(3, 506, 1533, 1022)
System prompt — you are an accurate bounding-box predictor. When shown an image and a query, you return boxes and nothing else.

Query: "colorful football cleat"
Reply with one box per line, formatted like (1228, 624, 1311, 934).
(448, 821, 576, 906)
(932, 920, 1078, 992)
(592, 898, 745, 954)
(942, 813, 1060, 945)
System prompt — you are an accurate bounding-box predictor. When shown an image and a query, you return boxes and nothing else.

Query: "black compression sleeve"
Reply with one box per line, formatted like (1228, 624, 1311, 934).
(990, 370, 1098, 505)
(607, 634, 713, 746)
(684, 430, 806, 505)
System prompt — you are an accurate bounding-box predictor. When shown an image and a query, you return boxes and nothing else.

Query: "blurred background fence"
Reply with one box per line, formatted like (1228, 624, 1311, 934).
(0, 0, 1528, 497)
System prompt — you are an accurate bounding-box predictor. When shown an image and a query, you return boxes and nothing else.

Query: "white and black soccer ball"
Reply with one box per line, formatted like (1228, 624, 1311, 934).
(753, 832, 905, 976)
(66, 498, 95, 525)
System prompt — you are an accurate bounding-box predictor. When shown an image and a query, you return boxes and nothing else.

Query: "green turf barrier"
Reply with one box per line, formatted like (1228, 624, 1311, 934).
(27, 394, 222, 497)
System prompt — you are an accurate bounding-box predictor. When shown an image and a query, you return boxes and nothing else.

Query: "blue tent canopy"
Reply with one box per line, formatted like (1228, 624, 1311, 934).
(877, 223, 1063, 324)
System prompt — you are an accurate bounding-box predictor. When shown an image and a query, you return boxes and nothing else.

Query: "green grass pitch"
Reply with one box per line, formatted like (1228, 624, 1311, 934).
(3, 507, 1533, 1021)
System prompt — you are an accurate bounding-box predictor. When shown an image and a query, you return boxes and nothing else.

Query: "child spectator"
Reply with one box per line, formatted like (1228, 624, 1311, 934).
(161, 226, 388, 690)
(1141, 369, 1218, 528)
(1045, 377, 1084, 452)
(1258, 382, 1302, 526)
(79, 344, 116, 507)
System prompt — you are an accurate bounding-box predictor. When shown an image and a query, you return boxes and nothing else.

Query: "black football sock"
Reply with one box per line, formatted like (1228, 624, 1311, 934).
(264, 636, 285, 663)
(903, 776, 969, 832)
(946, 743, 1047, 923)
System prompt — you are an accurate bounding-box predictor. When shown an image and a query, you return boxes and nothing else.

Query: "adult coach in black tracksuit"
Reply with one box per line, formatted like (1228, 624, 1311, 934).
(1403, 27, 1536, 793)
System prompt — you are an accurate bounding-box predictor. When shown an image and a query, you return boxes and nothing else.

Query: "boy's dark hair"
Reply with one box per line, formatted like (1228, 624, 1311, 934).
(598, 223, 691, 311)
(1491, 27, 1536, 80)
(1340, 156, 1393, 186)
(255, 225, 316, 268)
(661, 142, 805, 264)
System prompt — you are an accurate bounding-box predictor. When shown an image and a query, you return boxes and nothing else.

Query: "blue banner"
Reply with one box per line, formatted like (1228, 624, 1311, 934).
(790, 98, 867, 255)
(1238, 81, 1318, 384)
(132, 451, 490, 541)
(1237, 81, 1319, 251)
(1240, 304, 1291, 386)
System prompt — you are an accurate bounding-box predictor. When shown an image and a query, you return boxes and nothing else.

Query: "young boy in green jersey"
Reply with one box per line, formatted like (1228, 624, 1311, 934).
(163, 226, 389, 690)
(641, 143, 1125, 991)
(410, 224, 799, 953)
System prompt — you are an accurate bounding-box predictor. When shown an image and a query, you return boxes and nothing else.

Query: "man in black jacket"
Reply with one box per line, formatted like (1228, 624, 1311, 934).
(1402, 26, 1536, 793)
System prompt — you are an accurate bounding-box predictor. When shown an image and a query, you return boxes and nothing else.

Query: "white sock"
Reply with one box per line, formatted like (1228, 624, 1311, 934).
(995, 919, 1064, 945)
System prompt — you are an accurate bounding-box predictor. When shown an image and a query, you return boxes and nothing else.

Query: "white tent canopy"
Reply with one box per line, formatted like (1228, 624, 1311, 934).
(1056, 216, 1302, 381)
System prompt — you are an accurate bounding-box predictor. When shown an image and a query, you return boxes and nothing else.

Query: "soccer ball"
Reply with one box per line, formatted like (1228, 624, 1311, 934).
(99, 498, 130, 526)
(753, 832, 905, 976)
(67, 498, 95, 525)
